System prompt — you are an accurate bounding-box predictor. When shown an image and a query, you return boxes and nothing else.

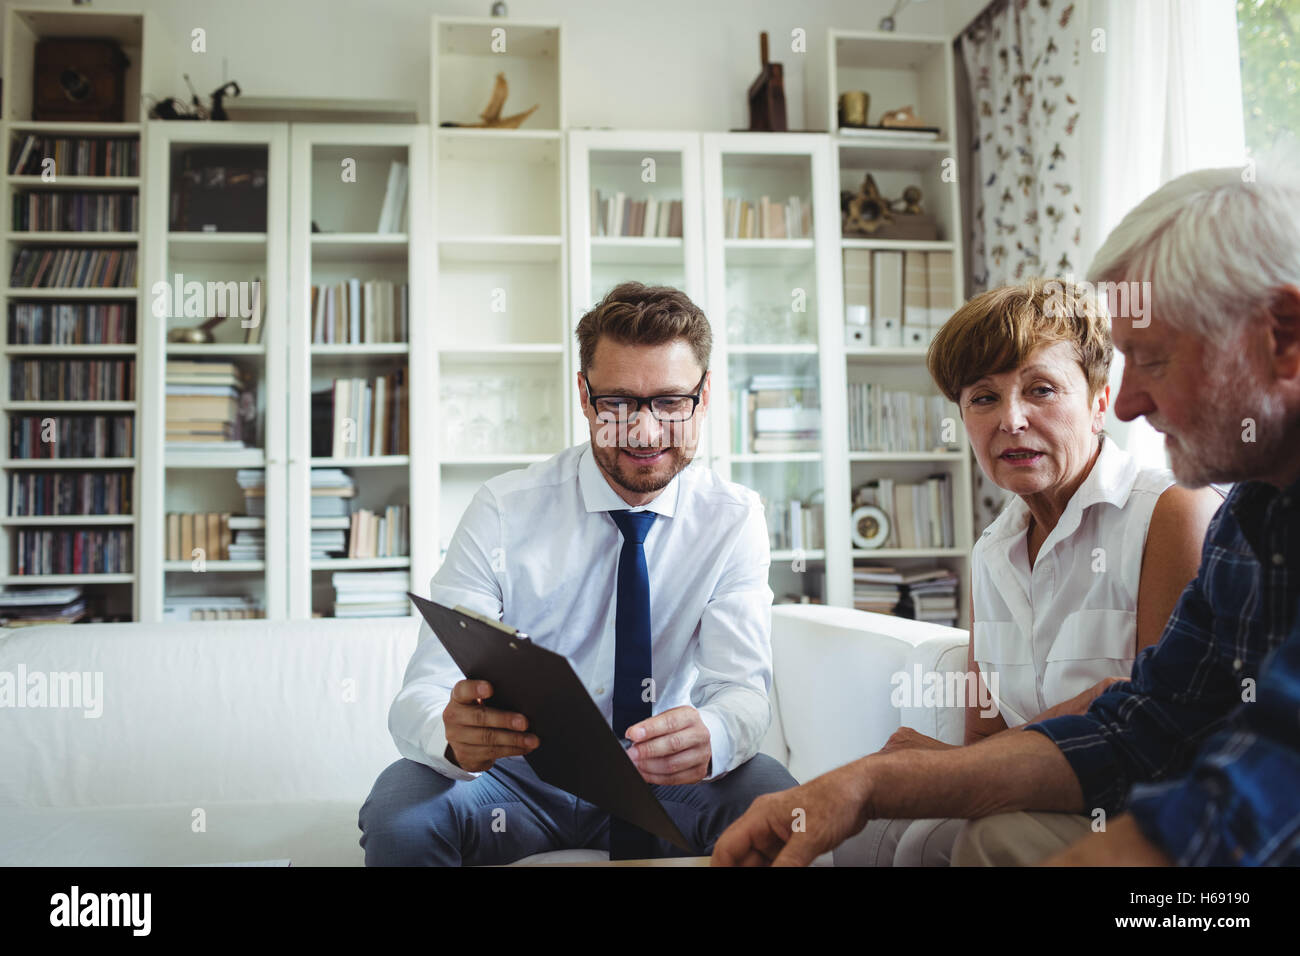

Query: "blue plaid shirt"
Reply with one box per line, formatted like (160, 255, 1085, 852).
(1027, 476, 1300, 863)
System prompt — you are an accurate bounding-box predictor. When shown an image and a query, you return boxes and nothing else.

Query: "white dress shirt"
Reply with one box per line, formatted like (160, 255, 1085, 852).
(971, 436, 1174, 725)
(389, 441, 775, 782)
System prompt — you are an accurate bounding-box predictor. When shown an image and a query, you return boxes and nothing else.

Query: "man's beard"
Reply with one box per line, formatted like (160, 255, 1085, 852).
(590, 433, 695, 495)
(1163, 346, 1289, 488)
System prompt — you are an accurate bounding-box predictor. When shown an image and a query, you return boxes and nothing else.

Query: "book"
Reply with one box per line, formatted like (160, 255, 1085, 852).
(871, 251, 904, 347)
(902, 251, 929, 348)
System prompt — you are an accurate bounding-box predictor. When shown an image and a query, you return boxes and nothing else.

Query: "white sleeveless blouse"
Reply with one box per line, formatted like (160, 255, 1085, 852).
(971, 436, 1174, 726)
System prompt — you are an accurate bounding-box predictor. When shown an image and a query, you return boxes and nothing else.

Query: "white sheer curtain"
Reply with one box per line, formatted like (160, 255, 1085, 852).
(1077, 0, 1247, 467)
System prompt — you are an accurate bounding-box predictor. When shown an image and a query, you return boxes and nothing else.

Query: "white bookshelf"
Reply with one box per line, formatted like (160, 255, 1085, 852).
(0, 6, 148, 620)
(829, 29, 973, 627)
(431, 15, 568, 564)
(139, 122, 289, 621)
(701, 133, 850, 608)
(567, 129, 707, 452)
(287, 123, 430, 619)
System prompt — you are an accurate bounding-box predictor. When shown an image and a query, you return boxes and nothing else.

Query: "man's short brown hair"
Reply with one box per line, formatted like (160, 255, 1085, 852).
(575, 281, 712, 374)
(926, 278, 1112, 404)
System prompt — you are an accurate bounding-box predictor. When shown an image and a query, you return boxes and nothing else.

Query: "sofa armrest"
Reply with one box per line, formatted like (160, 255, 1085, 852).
(770, 605, 969, 783)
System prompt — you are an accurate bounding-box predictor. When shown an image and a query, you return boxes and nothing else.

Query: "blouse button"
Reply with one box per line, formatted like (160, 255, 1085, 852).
(1233, 658, 1243, 672)
(1272, 553, 1285, 566)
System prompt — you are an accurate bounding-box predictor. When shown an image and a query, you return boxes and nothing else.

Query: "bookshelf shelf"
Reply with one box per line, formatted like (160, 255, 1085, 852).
(5, 344, 137, 355)
(4, 401, 135, 412)
(2, 287, 138, 299)
(439, 344, 563, 365)
(1, 515, 134, 526)
(310, 233, 408, 262)
(310, 344, 409, 358)
(851, 548, 965, 559)
(724, 452, 824, 464)
(835, 140, 955, 171)
(6, 122, 144, 134)
(772, 549, 827, 561)
(3, 458, 135, 469)
(6, 231, 140, 244)
(0, 573, 135, 585)
(163, 560, 266, 573)
(310, 557, 411, 571)
(164, 451, 267, 469)
(6, 175, 142, 190)
(166, 344, 267, 357)
(307, 455, 411, 468)
(848, 451, 964, 462)
(846, 347, 931, 360)
(441, 454, 550, 466)
(729, 344, 819, 355)
(840, 238, 956, 253)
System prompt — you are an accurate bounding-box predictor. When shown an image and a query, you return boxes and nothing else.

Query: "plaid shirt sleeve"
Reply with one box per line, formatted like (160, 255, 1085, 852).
(1125, 619, 1300, 865)
(1025, 500, 1273, 814)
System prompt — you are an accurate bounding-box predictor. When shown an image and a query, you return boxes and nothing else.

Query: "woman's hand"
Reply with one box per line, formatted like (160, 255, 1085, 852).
(878, 726, 959, 754)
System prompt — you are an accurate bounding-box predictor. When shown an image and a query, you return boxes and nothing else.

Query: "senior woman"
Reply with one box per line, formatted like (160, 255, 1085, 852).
(845, 278, 1221, 867)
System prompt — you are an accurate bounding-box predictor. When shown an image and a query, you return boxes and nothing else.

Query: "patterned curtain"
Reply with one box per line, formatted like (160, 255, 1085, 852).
(959, 0, 1088, 530)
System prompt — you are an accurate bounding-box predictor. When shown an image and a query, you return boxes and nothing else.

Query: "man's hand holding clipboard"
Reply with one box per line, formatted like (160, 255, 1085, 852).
(442, 679, 539, 773)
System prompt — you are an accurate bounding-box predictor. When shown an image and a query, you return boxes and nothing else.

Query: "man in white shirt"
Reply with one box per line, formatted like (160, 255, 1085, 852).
(358, 281, 797, 865)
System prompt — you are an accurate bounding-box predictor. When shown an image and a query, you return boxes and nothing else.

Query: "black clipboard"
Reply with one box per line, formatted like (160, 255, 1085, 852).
(407, 593, 691, 851)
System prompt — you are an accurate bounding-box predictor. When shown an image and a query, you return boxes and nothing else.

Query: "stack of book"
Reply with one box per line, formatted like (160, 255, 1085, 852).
(165, 361, 247, 450)
(854, 476, 955, 550)
(8, 134, 139, 176)
(898, 569, 960, 627)
(309, 469, 357, 558)
(9, 471, 131, 517)
(852, 565, 904, 615)
(8, 302, 135, 344)
(12, 191, 139, 232)
(348, 505, 409, 559)
(10, 414, 133, 459)
(226, 527, 265, 562)
(376, 161, 409, 233)
(0, 586, 87, 626)
(8, 247, 137, 288)
(162, 596, 264, 622)
(310, 279, 409, 344)
(735, 375, 820, 454)
(723, 195, 811, 239)
(9, 359, 134, 401)
(332, 570, 410, 618)
(326, 373, 408, 458)
(165, 513, 237, 561)
(236, 470, 266, 512)
(590, 191, 683, 237)
(847, 384, 956, 453)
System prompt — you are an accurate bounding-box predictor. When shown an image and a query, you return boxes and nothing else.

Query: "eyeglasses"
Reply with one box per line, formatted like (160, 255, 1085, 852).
(583, 369, 707, 423)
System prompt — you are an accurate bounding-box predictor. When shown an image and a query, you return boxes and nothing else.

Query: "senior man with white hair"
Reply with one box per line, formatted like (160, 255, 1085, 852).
(711, 163, 1300, 867)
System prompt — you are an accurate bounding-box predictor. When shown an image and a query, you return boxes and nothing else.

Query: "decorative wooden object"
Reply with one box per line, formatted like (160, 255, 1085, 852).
(746, 32, 787, 132)
(453, 72, 538, 129)
(841, 174, 939, 240)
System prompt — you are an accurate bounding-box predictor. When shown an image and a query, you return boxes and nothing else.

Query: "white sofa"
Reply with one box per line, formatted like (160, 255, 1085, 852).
(0, 604, 967, 866)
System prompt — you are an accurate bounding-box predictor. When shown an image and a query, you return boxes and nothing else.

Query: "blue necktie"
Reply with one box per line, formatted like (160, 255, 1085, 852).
(608, 509, 657, 860)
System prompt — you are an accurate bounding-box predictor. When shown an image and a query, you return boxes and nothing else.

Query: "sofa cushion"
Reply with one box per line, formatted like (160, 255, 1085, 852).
(0, 800, 365, 866)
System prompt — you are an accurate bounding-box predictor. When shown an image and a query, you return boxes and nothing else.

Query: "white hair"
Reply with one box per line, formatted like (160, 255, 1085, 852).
(1087, 159, 1300, 340)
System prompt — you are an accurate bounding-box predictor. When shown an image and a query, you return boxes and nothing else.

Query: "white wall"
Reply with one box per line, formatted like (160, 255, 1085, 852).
(3, 0, 984, 130)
